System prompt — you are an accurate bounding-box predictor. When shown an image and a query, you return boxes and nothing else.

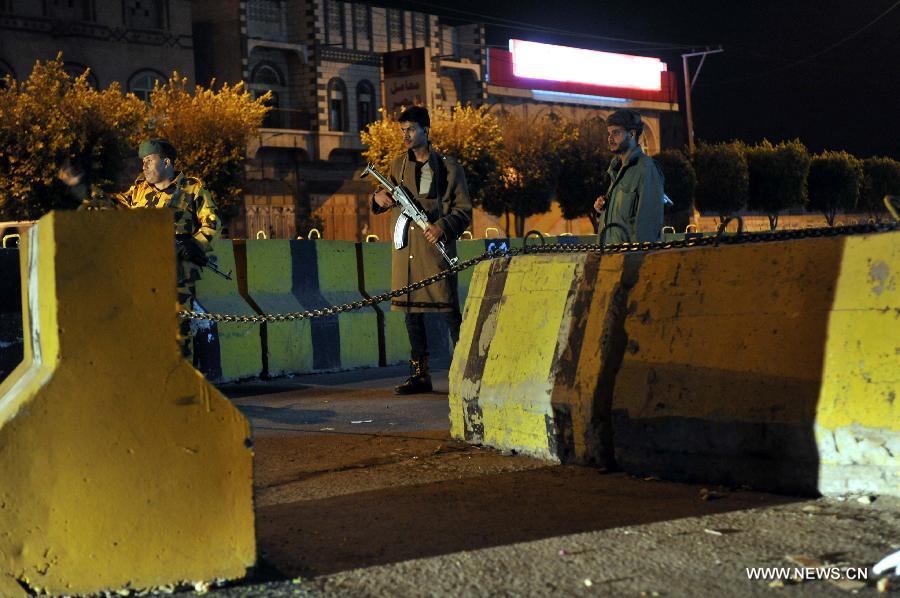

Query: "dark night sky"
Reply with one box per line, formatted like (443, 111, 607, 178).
(380, 0, 900, 159)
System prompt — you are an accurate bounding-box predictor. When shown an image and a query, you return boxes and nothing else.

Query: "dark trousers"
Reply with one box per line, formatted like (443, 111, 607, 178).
(405, 311, 462, 362)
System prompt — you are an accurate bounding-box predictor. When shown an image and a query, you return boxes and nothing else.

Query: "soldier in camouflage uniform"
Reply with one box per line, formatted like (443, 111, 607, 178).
(61, 138, 220, 359)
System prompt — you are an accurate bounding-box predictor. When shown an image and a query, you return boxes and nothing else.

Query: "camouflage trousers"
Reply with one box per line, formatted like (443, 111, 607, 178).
(177, 260, 203, 362)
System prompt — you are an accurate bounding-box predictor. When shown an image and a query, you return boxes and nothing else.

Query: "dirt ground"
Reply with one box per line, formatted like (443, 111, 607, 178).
(200, 368, 899, 597)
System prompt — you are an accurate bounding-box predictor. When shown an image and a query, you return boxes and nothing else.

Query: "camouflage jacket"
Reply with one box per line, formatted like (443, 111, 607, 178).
(106, 172, 220, 250)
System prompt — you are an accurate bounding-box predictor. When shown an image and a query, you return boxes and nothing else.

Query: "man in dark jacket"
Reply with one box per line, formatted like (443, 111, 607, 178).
(372, 106, 473, 394)
(594, 110, 664, 244)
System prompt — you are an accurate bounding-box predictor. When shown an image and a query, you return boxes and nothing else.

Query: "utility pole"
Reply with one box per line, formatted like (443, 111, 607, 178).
(681, 46, 724, 153)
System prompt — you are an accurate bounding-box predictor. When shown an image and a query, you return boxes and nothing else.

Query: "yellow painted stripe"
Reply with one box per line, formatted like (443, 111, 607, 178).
(818, 232, 900, 431)
(481, 397, 554, 456)
(478, 255, 579, 454)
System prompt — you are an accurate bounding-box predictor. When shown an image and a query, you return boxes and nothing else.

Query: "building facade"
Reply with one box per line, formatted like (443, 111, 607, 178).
(193, 0, 489, 240)
(193, 0, 681, 241)
(0, 0, 194, 94)
(2, 0, 681, 240)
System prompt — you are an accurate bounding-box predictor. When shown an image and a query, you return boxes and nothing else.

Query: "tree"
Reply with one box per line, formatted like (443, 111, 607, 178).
(0, 57, 269, 222)
(429, 104, 502, 206)
(359, 110, 403, 178)
(745, 139, 810, 229)
(654, 149, 696, 232)
(0, 56, 145, 220)
(484, 112, 577, 237)
(807, 151, 862, 226)
(360, 103, 502, 207)
(693, 142, 749, 222)
(860, 156, 900, 219)
(556, 116, 611, 233)
(146, 74, 270, 216)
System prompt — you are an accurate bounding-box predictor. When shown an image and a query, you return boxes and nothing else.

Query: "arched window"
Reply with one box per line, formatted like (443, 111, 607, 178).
(252, 63, 283, 88)
(356, 80, 375, 131)
(63, 62, 98, 88)
(250, 63, 284, 105)
(640, 122, 658, 155)
(128, 69, 165, 101)
(327, 77, 347, 132)
(250, 62, 285, 127)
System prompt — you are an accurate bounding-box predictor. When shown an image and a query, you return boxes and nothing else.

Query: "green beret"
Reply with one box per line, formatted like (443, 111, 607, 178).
(138, 138, 177, 161)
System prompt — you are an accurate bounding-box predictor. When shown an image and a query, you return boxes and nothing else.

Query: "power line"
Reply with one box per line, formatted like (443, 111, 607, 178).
(389, 0, 701, 50)
(703, 0, 899, 86)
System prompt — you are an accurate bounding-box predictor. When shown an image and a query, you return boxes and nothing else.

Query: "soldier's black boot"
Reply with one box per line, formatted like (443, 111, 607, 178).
(394, 357, 432, 395)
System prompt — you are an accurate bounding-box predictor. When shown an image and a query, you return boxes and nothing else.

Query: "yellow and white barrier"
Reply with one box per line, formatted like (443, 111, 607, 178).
(612, 232, 899, 495)
(0, 211, 255, 594)
(448, 252, 641, 463)
(450, 231, 900, 496)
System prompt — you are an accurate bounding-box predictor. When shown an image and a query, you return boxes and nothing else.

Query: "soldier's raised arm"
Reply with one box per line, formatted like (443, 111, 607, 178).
(58, 159, 131, 209)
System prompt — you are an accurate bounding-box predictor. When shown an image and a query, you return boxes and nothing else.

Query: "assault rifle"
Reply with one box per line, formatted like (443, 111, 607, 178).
(175, 234, 233, 281)
(361, 163, 459, 267)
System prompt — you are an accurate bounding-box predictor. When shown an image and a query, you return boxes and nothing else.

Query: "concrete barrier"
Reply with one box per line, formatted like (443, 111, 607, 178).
(0, 210, 254, 594)
(612, 231, 899, 496)
(244, 239, 313, 376)
(448, 252, 642, 463)
(292, 240, 379, 370)
(450, 230, 899, 496)
(359, 241, 409, 366)
(194, 239, 263, 382)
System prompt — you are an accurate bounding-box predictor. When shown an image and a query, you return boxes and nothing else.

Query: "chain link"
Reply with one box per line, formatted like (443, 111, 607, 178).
(179, 222, 898, 323)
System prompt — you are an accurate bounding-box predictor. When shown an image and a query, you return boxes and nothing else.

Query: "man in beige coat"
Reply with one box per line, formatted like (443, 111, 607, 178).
(372, 106, 473, 394)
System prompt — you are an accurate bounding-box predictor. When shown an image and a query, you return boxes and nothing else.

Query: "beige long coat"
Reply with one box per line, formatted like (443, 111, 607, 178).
(372, 149, 472, 313)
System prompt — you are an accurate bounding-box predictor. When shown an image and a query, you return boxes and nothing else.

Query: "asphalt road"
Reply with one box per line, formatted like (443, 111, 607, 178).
(197, 366, 900, 598)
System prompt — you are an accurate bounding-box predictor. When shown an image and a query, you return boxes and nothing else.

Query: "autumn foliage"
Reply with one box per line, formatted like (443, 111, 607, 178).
(146, 74, 269, 214)
(360, 103, 502, 206)
(0, 56, 269, 220)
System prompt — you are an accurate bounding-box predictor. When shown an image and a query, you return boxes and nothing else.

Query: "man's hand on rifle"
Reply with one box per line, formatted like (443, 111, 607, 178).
(423, 223, 444, 244)
(373, 190, 396, 209)
(175, 236, 206, 264)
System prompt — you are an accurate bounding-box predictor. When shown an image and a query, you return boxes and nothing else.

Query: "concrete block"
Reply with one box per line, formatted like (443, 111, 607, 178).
(612, 231, 899, 496)
(449, 252, 638, 463)
(194, 239, 263, 382)
(0, 211, 254, 594)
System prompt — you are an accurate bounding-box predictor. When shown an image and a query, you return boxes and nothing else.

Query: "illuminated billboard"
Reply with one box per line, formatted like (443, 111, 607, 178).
(509, 39, 666, 92)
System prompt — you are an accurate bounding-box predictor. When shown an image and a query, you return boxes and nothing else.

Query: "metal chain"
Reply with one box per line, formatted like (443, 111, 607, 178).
(179, 221, 898, 323)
